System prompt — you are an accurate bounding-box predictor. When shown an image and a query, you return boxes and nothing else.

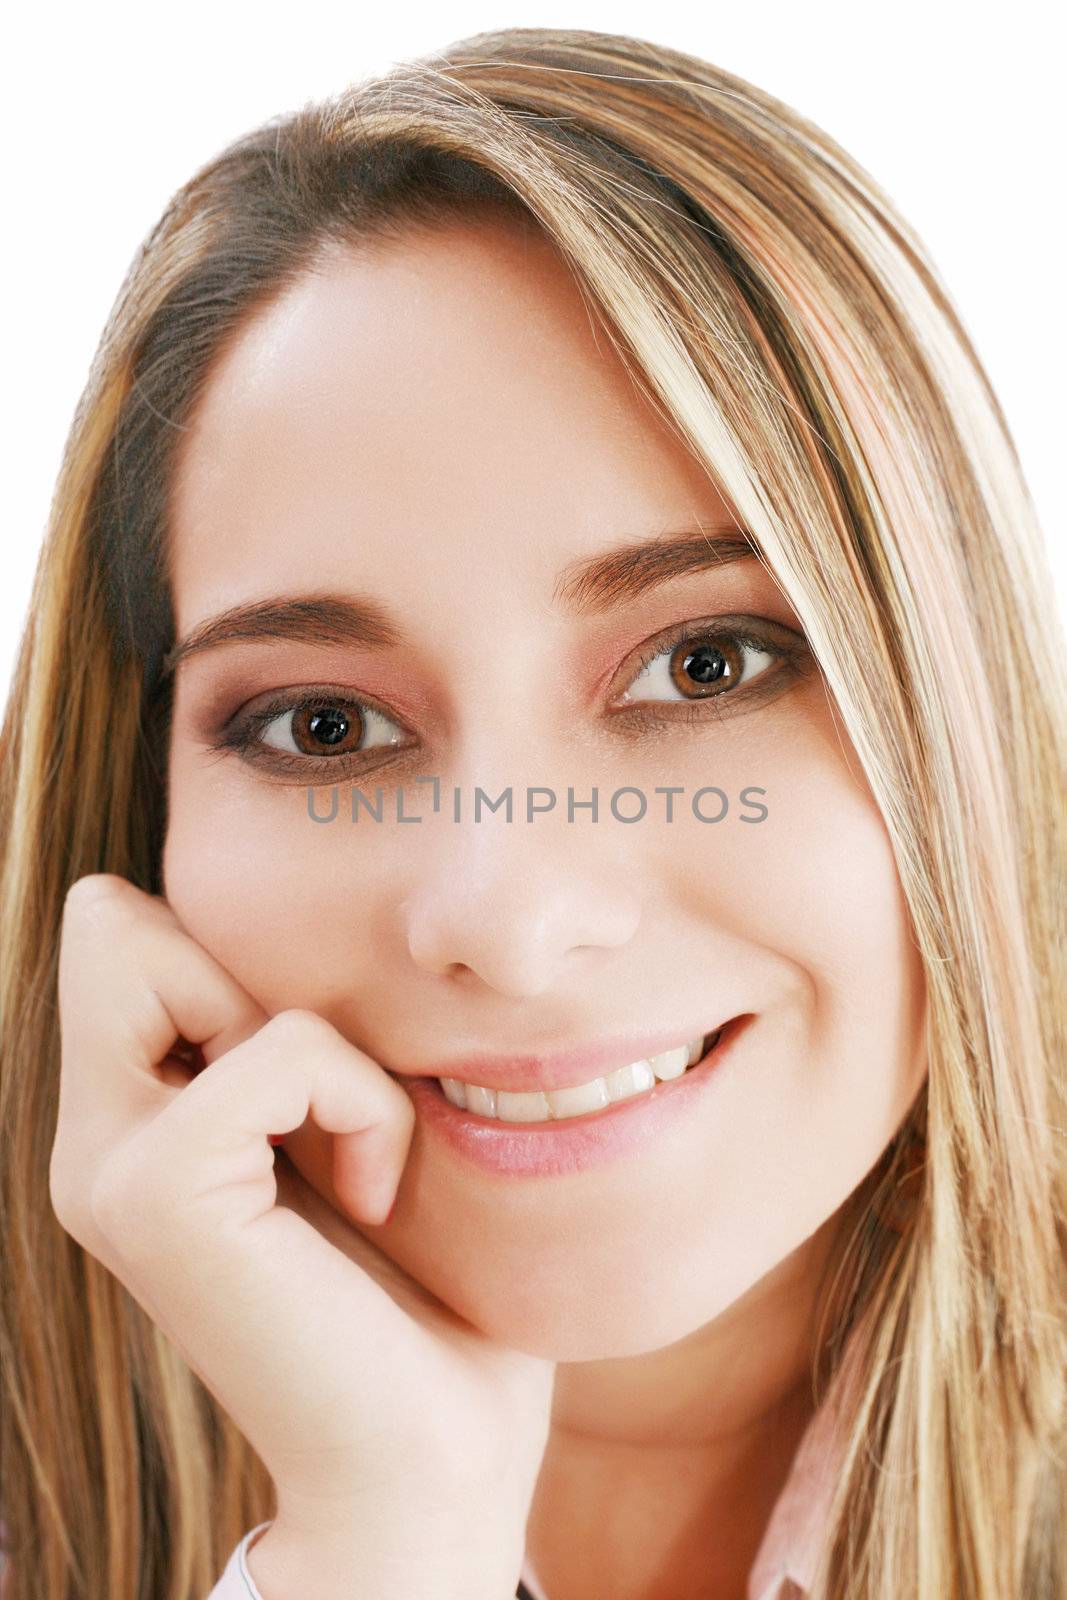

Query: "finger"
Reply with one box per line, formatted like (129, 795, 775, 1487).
(55, 874, 267, 1152)
(127, 1005, 415, 1221)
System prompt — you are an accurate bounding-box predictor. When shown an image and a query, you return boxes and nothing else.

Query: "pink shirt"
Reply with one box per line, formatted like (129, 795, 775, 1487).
(1, 1317, 861, 1600)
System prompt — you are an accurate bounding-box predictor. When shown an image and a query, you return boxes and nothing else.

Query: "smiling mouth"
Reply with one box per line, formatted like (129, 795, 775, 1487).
(432, 1023, 735, 1125)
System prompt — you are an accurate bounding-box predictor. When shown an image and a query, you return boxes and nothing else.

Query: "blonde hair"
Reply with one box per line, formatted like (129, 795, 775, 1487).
(2, 26, 1064, 1599)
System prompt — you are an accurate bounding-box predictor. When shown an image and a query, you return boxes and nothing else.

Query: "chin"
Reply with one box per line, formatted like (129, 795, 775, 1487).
(426, 1260, 761, 1362)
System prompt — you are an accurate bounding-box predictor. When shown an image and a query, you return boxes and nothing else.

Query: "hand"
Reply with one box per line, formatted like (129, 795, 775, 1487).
(49, 874, 556, 1584)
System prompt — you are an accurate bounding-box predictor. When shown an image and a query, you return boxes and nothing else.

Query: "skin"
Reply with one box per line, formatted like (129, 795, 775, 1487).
(162, 212, 928, 1599)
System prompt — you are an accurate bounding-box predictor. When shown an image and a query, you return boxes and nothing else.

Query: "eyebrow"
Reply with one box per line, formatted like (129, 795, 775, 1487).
(161, 523, 762, 678)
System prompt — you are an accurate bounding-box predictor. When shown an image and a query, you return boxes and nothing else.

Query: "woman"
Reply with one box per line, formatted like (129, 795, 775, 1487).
(1, 25, 1063, 1600)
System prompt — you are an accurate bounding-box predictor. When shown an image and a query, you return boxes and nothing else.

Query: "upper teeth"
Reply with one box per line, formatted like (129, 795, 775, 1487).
(438, 1031, 719, 1123)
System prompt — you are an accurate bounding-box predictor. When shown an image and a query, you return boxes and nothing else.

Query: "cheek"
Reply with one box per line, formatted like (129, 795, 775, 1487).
(666, 737, 927, 1210)
(750, 748, 926, 1080)
(660, 699, 926, 1065)
(161, 770, 373, 1014)
(672, 689, 925, 1063)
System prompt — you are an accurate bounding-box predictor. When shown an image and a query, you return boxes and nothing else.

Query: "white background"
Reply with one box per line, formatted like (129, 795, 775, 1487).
(2, 1, 1063, 718)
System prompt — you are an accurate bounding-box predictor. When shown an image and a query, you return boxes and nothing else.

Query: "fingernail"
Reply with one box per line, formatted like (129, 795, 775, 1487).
(267, 1133, 285, 1146)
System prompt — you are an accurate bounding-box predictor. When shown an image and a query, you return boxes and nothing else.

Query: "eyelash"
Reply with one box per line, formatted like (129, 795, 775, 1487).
(203, 616, 810, 780)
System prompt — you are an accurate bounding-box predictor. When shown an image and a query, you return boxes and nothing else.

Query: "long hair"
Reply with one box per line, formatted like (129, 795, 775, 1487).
(2, 27, 1064, 1599)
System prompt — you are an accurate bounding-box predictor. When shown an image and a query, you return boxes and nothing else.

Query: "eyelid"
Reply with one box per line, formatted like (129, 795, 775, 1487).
(204, 683, 413, 777)
(238, 683, 404, 734)
(609, 612, 808, 702)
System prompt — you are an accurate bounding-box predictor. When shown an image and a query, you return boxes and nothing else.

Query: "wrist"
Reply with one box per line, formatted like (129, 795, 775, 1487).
(245, 1517, 524, 1600)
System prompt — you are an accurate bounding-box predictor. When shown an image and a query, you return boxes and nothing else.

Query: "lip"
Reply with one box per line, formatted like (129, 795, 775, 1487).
(401, 1013, 752, 1177)
(387, 1016, 739, 1095)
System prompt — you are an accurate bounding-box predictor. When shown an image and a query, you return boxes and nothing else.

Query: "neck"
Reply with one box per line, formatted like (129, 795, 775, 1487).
(526, 1377, 818, 1600)
(522, 1217, 842, 1600)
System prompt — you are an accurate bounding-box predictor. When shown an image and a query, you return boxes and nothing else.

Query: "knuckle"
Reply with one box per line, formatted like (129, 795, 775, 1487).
(62, 873, 134, 931)
(265, 1007, 334, 1048)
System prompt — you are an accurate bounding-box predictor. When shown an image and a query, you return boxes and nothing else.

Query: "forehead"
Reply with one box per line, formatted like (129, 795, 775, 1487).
(167, 215, 733, 620)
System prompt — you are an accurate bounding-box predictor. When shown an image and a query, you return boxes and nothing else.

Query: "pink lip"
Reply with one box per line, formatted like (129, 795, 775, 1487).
(389, 1016, 736, 1095)
(401, 1014, 752, 1177)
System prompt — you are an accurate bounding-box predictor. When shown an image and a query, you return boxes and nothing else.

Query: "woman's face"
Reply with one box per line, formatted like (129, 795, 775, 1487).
(163, 214, 927, 1362)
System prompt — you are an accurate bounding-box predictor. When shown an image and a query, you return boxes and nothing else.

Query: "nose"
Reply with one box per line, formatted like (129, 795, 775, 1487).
(398, 806, 642, 998)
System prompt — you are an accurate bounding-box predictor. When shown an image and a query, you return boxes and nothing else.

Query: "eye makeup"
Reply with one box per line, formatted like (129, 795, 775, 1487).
(193, 612, 814, 784)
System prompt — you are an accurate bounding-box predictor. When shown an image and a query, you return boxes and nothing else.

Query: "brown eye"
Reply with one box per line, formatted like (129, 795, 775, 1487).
(254, 695, 405, 761)
(667, 637, 745, 697)
(276, 702, 366, 756)
(206, 686, 409, 777)
(621, 627, 781, 706)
